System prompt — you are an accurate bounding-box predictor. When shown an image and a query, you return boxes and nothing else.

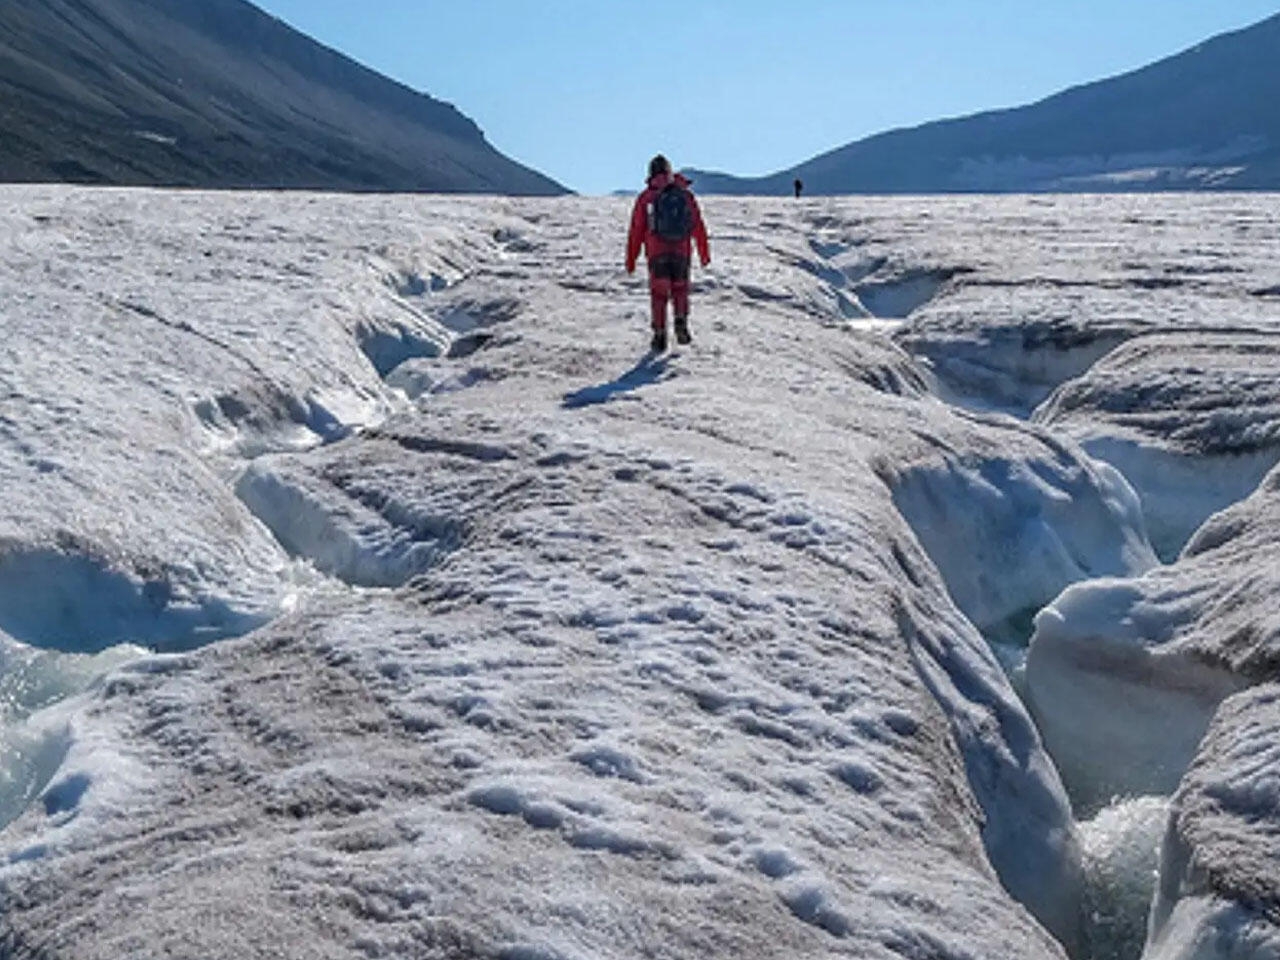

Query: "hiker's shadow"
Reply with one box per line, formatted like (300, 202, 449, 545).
(562, 352, 674, 409)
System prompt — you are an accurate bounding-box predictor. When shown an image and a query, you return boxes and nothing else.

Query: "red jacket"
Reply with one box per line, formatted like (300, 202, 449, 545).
(626, 172, 711, 273)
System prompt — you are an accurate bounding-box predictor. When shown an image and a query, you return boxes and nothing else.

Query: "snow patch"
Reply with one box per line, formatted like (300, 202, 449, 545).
(496, 945, 586, 960)
(387, 269, 450, 298)
(831, 760, 884, 795)
(385, 360, 500, 400)
(41, 772, 90, 816)
(467, 778, 672, 860)
(468, 783, 566, 831)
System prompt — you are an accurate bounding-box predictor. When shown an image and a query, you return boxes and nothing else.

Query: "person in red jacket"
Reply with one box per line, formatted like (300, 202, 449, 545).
(626, 154, 711, 352)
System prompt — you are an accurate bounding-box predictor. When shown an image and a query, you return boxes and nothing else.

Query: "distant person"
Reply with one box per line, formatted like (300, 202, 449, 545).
(794, 178, 804, 198)
(626, 155, 711, 352)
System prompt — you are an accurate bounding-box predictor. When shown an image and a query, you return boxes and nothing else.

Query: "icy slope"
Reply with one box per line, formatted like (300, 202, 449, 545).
(0, 188, 1176, 958)
(1146, 685, 1280, 960)
(1026, 463, 1280, 813)
(1035, 331, 1280, 560)
(0, 0, 565, 193)
(1, 451, 1074, 958)
(890, 194, 1280, 414)
(882, 412, 1154, 645)
(221, 381, 1150, 955)
(0, 188, 524, 649)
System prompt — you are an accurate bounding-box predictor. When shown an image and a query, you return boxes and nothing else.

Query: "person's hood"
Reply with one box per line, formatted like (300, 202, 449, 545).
(647, 171, 693, 190)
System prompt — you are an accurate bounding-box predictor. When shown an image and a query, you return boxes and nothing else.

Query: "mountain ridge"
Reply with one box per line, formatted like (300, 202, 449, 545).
(689, 12, 1280, 195)
(0, 0, 566, 194)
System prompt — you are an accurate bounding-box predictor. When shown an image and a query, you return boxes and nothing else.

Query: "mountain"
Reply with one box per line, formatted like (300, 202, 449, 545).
(0, 0, 566, 194)
(690, 13, 1280, 195)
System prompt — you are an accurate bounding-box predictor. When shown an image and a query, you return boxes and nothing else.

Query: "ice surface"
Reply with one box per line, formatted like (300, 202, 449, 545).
(883, 417, 1155, 643)
(0, 188, 528, 651)
(3, 189, 1277, 959)
(1026, 462, 1280, 813)
(0, 188, 1127, 958)
(1145, 686, 1280, 960)
(1035, 331, 1280, 560)
(891, 195, 1280, 415)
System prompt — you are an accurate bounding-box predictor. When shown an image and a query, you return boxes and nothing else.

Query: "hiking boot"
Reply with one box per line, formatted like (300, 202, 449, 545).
(674, 317, 692, 345)
(651, 328, 668, 353)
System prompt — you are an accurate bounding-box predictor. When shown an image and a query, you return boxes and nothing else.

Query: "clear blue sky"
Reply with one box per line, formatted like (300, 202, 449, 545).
(254, 1, 1279, 194)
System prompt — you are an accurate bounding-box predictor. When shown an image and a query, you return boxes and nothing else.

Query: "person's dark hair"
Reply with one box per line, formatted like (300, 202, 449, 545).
(648, 154, 672, 179)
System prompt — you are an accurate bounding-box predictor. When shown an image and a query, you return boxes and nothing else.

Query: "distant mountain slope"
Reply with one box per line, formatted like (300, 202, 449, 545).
(691, 13, 1280, 195)
(0, 0, 566, 194)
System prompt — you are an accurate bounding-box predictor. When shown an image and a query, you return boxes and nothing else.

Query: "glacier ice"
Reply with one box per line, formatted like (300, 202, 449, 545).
(1146, 686, 1280, 960)
(1035, 331, 1280, 560)
(1026, 461, 1280, 813)
(1, 188, 1279, 958)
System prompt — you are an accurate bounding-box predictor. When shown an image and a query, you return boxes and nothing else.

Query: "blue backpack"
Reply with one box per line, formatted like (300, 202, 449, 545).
(651, 183, 692, 241)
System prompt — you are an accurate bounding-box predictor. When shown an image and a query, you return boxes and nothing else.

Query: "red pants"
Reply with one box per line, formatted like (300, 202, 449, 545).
(648, 254, 690, 330)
